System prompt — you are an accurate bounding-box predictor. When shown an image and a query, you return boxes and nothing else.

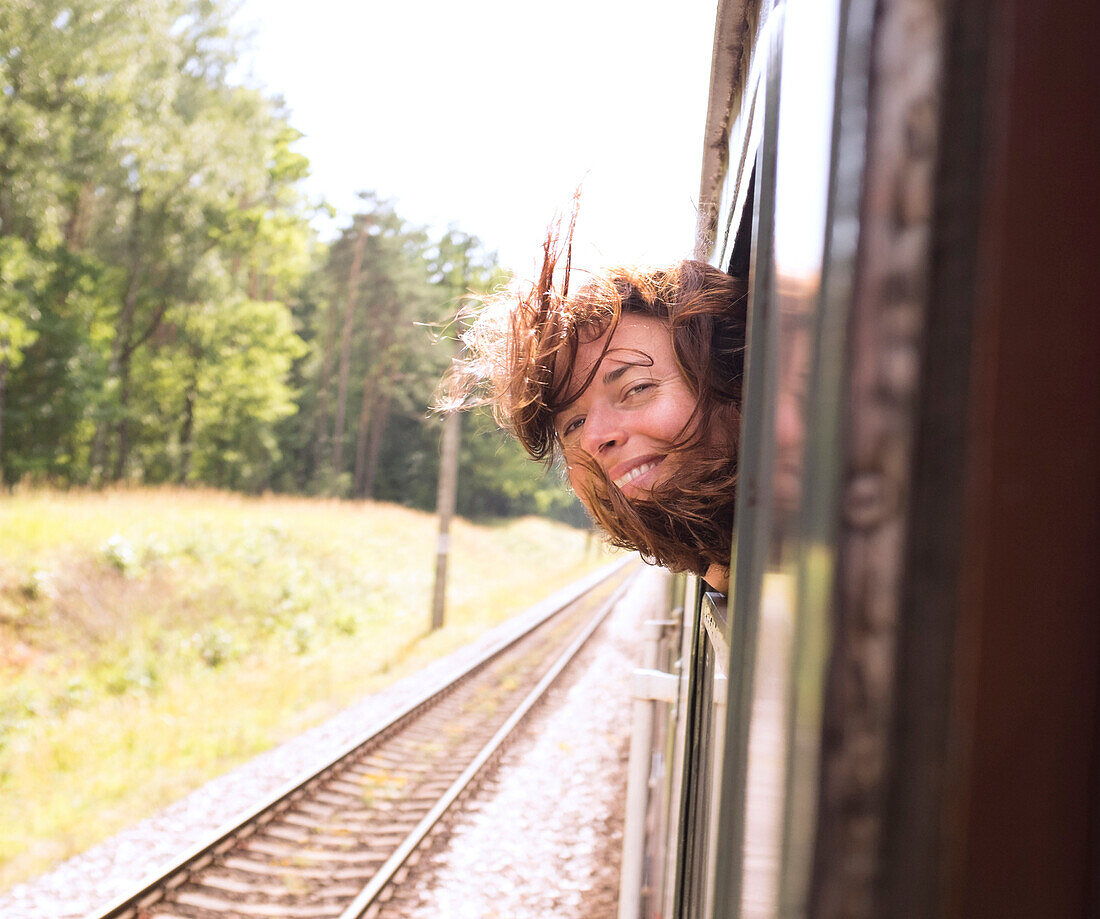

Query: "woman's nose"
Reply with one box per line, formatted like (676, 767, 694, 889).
(580, 405, 627, 457)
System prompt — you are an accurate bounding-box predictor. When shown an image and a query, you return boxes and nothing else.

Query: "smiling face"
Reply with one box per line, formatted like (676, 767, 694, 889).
(450, 256, 747, 578)
(554, 314, 699, 501)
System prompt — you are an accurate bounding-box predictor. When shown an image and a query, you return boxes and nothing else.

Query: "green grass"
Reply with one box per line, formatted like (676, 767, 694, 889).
(0, 487, 612, 889)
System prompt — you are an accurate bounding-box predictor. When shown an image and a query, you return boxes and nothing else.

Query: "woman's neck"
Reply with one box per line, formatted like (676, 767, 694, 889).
(703, 564, 729, 593)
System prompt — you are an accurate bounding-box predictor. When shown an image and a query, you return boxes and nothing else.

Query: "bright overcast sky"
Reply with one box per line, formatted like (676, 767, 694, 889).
(234, 0, 718, 277)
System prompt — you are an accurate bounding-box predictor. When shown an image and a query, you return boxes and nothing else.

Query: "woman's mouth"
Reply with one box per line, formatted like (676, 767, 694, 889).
(613, 458, 663, 491)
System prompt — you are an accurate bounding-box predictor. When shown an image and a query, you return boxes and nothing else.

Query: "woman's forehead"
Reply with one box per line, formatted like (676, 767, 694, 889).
(577, 314, 669, 365)
(555, 314, 671, 403)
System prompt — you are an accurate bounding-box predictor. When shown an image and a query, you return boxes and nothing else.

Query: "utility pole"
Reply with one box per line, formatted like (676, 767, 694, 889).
(430, 233, 471, 631)
(430, 402, 461, 631)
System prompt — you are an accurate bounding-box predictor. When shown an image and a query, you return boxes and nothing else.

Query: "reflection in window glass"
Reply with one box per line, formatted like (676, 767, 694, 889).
(737, 0, 840, 916)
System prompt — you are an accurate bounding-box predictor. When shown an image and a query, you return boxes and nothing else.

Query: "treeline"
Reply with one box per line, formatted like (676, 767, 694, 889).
(0, 0, 582, 523)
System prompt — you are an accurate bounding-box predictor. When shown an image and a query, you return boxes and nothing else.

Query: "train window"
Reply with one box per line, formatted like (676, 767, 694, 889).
(726, 167, 755, 281)
(644, 0, 851, 917)
(654, 6, 770, 915)
(712, 0, 847, 914)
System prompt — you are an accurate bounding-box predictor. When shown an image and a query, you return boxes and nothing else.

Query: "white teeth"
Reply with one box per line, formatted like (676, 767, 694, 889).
(614, 461, 658, 488)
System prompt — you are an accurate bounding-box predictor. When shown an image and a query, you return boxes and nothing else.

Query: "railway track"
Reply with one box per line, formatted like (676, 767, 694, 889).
(88, 558, 637, 919)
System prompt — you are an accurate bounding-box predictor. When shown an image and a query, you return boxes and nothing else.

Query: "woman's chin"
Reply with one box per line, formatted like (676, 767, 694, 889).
(619, 482, 651, 500)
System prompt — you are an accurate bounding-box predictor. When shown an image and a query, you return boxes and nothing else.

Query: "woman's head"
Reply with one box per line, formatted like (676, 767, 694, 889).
(448, 232, 748, 578)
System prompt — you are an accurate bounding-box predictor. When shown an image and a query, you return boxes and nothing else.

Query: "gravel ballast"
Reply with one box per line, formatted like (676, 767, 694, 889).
(375, 565, 667, 919)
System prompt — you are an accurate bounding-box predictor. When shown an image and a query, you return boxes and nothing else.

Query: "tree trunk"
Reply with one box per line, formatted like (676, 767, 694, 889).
(91, 188, 144, 480)
(312, 297, 338, 481)
(0, 122, 15, 237)
(63, 181, 94, 250)
(353, 370, 378, 496)
(331, 219, 370, 481)
(353, 316, 396, 496)
(362, 387, 392, 500)
(112, 359, 133, 481)
(0, 358, 8, 480)
(230, 194, 249, 285)
(177, 376, 198, 483)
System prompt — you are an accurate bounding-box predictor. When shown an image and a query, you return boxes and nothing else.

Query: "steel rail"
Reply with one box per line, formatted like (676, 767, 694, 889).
(338, 573, 635, 918)
(87, 555, 635, 919)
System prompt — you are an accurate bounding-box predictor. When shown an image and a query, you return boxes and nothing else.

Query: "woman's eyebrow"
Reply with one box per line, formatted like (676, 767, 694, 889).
(602, 358, 650, 385)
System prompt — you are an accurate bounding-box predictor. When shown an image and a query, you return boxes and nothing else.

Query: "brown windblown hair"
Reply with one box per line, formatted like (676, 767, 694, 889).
(443, 223, 748, 576)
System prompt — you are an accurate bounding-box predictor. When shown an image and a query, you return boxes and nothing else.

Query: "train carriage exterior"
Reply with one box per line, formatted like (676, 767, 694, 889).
(621, 0, 1099, 917)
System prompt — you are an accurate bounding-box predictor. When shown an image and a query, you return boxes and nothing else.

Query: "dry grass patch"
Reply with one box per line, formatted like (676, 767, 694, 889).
(0, 487, 613, 888)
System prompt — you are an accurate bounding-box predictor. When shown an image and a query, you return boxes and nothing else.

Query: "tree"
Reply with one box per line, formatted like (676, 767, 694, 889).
(134, 295, 307, 490)
(331, 212, 371, 481)
(296, 199, 435, 497)
(0, 0, 316, 486)
(0, 239, 42, 470)
(0, 3, 584, 521)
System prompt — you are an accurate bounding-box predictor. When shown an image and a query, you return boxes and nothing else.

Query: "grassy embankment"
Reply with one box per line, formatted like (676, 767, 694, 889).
(0, 487, 611, 890)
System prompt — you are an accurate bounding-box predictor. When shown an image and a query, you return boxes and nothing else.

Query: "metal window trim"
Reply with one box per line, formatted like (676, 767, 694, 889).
(664, 574, 703, 919)
(706, 6, 787, 914)
(701, 591, 730, 671)
(696, 0, 776, 265)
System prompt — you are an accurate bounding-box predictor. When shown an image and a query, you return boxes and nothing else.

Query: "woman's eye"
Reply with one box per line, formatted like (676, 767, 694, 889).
(625, 382, 653, 398)
(562, 417, 584, 437)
